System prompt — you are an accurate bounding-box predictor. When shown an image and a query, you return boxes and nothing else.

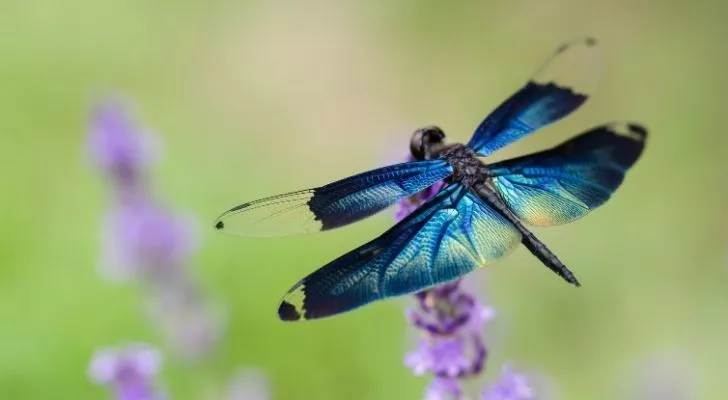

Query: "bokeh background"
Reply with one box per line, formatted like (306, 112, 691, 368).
(2, 0, 727, 399)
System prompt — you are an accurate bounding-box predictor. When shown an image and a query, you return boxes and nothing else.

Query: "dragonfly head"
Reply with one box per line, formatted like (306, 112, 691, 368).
(410, 126, 446, 160)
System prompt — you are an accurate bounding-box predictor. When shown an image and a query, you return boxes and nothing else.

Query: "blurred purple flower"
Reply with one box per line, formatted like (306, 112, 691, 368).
(481, 366, 535, 400)
(100, 198, 197, 282)
(88, 98, 159, 189)
(89, 96, 223, 360)
(88, 343, 166, 400)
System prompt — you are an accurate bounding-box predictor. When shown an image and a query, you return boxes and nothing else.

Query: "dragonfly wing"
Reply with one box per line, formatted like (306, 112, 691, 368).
(278, 185, 522, 321)
(215, 160, 453, 237)
(467, 38, 601, 156)
(489, 122, 647, 226)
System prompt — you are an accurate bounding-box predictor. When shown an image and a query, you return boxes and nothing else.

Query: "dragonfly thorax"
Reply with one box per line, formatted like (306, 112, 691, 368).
(441, 144, 490, 186)
(410, 126, 490, 186)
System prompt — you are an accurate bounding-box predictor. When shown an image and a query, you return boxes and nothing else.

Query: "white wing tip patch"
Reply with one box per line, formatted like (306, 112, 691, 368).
(213, 191, 320, 237)
(608, 122, 648, 142)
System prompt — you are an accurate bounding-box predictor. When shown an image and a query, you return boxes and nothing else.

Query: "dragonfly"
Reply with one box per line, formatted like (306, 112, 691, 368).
(215, 38, 647, 321)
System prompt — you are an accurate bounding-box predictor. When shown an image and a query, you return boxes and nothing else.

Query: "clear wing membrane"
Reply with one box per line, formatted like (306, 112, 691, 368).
(467, 38, 602, 156)
(489, 122, 647, 226)
(278, 185, 522, 321)
(214, 160, 453, 237)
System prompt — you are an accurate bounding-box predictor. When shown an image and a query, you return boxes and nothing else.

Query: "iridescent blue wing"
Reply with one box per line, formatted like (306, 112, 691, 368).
(278, 185, 522, 321)
(489, 123, 647, 226)
(467, 38, 601, 156)
(214, 160, 453, 236)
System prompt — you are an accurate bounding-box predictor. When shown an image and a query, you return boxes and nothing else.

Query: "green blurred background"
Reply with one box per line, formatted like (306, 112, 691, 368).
(1, 0, 727, 399)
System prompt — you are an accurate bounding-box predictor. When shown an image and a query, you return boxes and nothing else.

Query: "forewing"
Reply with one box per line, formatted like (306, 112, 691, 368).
(467, 38, 601, 156)
(278, 185, 522, 321)
(214, 160, 453, 237)
(489, 123, 647, 226)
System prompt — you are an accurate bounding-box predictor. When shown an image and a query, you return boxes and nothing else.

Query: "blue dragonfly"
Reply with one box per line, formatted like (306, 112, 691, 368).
(215, 38, 646, 321)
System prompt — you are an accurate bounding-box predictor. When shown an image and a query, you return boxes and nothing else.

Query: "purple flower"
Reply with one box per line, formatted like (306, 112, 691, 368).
(88, 98, 159, 188)
(100, 198, 197, 282)
(404, 281, 491, 380)
(89, 96, 224, 360)
(482, 366, 535, 400)
(88, 343, 166, 400)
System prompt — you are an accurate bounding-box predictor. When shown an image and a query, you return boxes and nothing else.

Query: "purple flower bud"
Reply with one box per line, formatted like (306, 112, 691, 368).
(88, 343, 166, 400)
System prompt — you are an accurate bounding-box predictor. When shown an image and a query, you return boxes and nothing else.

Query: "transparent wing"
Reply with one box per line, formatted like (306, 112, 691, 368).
(467, 38, 602, 156)
(489, 122, 647, 226)
(277, 185, 522, 321)
(214, 160, 453, 237)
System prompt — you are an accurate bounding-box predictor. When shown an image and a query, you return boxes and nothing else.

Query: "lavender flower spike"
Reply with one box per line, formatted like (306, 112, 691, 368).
(89, 96, 224, 360)
(89, 343, 166, 400)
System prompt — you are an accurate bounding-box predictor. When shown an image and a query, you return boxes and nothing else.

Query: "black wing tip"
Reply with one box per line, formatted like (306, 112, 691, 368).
(278, 301, 302, 321)
(214, 220, 225, 230)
